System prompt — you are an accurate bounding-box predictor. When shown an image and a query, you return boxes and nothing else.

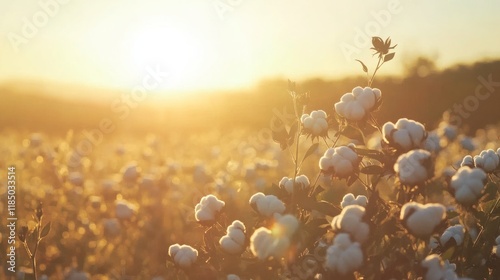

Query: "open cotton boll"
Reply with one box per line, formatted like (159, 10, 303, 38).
(64, 269, 90, 280)
(249, 214, 298, 260)
(227, 275, 241, 280)
(460, 155, 475, 168)
(249, 192, 286, 217)
(331, 205, 369, 243)
(168, 244, 198, 269)
(301, 110, 329, 136)
(219, 220, 246, 255)
(400, 202, 446, 237)
(319, 146, 360, 178)
(340, 193, 368, 209)
(440, 225, 465, 246)
(325, 233, 364, 275)
(195, 195, 225, 224)
(437, 121, 458, 141)
(394, 149, 433, 185)
(115, 200, 137, 220)
(473, 149, 500, 173)
(450, 166, 487, 206)
(103, 218, 121, 238)
(334, 86, 381, 121)
(424, 132, 442, 153)
(383, 118, 427, 151)
(279, 175, 310, 194)
(493, 235, 500, 257)
(422, 255, 470, 280)
(121, 162, 140, 182)
(459, 137, 476, 152)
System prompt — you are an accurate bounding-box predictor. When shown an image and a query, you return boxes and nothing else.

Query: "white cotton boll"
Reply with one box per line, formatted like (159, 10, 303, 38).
(459, 137, 476, 151)
(440, 225, 465, 246)
(340, 193, 368, 209)
(450, 167, 487, 206)
(331, 205, 369, 243)
(249, 215, 298, 260)
(168, 244, 198, 269)
(115, 200, 136, 220)
(249, 192, 285, 217)
(429, 237, 439, 250)
(325, 233, 364, 275)
(438, 122, 458, 141)
(227, 275, 241, 280)
(334, 87, 381, 121)
(424, 132, 442, 153)
(473, 149, 499, 173)
(219, 220, 246, 255)
(103, 218, 121, 238)
(301, 110, 328, 136)
(422, 254, 445, 280)
(121, 162, 140, 182)
(394, 149, 432, 185)
(383, 118, 427, 151)
(64, 270, 90, 280)
(319, 146, 359, 178)
(195, 195, 225, 223)
(68, 172, 84, 186)
(400, 202, 446, 237)
(493, 235, 500, 257)
(279, 175, 310, 194)
(460, 155, 475, 168)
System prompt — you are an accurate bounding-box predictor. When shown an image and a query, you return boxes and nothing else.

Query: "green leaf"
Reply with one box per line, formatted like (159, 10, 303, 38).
(355, 59, 368, 73)
(40, 222, 51, 238)
(360, 165, 384, 175)
(384, 53, 395, 62)
(302, 143, 319, 164)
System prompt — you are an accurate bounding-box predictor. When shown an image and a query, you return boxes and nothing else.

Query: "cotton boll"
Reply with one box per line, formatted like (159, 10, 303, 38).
(195, 195, 225, 224)
(400, 202, 446, 237)
(473, 149, 499, 173)
(325, 233, 364, 275)
(394, 149, 433, 185)
(331, 205, 369, 243)
(64, 270, 90, 280)
(249, 215, 298, 260)
(493, 235, 500, 257)
(279, 175, 310, 194)
(219, 220, 247, 255)
(450, 167, 487, 206)
(249, 192, 285, 217)
(68, 172, 84, 186)
(103, 218, 121, 238)
(168, 244, 198, 269)
(115, 200, 137, 220)
(459, 137, 476, 151)
(438, 121, 458, 141)
(429, 236, 439, 250)
(440, 225, 465, 246)
(121, 162, 140, 182)
(227, 275, 241, 280)
(421, 254, 445, 280)
(424, 132, 442, 153)
(334, 87, 381, 121)
(319, 146, 360, 178)
(340, 193, 368, 209)
(460, 155, 475, 168)
(383, 118, 427, 151)
(301, 110, 329, 136)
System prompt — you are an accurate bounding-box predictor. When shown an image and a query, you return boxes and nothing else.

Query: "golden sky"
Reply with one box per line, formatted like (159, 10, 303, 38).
(1, 0, 499, 92)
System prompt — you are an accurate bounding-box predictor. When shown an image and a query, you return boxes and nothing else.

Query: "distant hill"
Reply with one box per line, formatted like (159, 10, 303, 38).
(1, 60, 499, 135)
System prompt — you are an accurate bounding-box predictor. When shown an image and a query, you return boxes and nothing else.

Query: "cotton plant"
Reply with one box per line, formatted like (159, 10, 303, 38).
(160, 36, 500, 280)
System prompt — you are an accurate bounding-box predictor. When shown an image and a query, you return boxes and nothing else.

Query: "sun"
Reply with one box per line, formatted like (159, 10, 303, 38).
(128, 24, 204, 90)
